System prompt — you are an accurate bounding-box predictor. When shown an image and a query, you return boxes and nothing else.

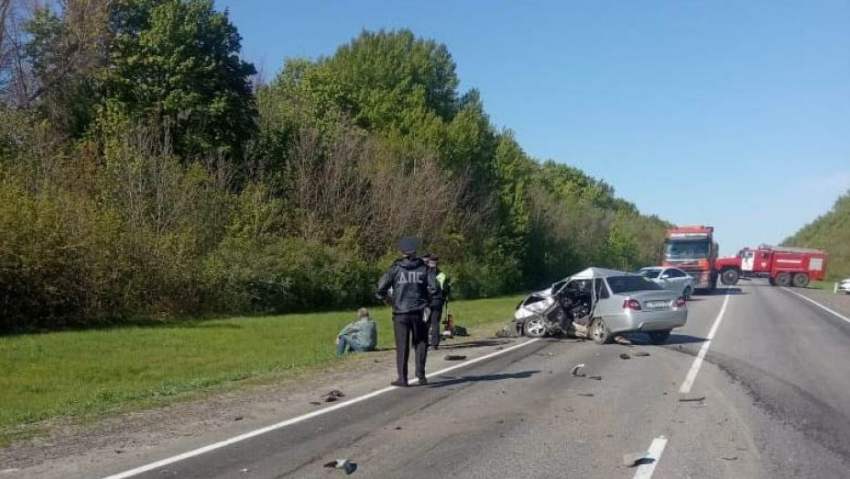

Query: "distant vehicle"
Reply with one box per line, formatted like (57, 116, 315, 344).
(662, 226, 719, 291)
(636, 267, 696, 300)
(514, 267, 687, 345)
(838, 278, 850, 294)
(715, 245, 828, 288)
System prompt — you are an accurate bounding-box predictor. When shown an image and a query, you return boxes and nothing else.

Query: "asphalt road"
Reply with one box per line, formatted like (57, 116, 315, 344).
(92, 281, 850, 478)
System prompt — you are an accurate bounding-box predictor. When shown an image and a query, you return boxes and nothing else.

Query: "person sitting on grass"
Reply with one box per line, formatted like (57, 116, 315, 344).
(336, 308, 378, 356)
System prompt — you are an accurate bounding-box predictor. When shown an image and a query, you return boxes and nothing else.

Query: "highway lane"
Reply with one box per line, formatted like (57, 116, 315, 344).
(29, 281, 850, 478)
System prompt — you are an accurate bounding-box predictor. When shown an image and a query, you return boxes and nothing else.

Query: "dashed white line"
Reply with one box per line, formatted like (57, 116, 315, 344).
(101, 337, 541, 479)
(679, 293, 731, 394)
(782, 287, 850, 325)
(632, 436, 668, 479)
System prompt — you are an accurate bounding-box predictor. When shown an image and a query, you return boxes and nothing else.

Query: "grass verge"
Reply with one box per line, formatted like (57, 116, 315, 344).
(0, 295, 522, 445)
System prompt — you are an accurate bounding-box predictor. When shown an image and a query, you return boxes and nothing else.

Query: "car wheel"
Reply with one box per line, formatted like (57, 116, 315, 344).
(721, 268, 739, 286)
(590, 318, 612, 345)
(683, 286, 694, 301)
(523, 316, 547, 337)
(648, 330, 671, 345)
(792, 273, 809, 288)
(775, 272, 791, 287)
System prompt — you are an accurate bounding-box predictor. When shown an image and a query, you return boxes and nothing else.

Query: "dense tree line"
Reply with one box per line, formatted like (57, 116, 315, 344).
(0, 0, 667, 332)
(783, 191, 850, 280)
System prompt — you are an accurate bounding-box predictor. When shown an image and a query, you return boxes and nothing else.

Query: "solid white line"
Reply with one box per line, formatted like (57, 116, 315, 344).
(782, 287, 850, 325)
(679, 293, 731, 394)
(101, 337, 542, 479)
(632, 436, 668, 479)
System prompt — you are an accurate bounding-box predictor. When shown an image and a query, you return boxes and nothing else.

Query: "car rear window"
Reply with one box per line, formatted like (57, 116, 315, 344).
(606, 276, 662, 294)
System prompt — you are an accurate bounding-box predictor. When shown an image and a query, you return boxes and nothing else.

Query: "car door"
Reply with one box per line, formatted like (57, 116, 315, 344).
(665, 268, 688, 290)
(658, 269, 677, 291)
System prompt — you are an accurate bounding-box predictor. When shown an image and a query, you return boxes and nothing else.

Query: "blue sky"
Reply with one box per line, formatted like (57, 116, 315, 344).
(216, 0, 850, 255)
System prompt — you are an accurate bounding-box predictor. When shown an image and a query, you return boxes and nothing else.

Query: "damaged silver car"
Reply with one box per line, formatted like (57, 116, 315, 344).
(514, 267, 688, 344)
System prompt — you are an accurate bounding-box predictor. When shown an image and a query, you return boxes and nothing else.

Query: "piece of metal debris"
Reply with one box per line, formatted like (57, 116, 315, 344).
(623, 451, 654, 467)
(324, 459, 358, 475)
(327, 390, 346, 398)
(634, 351, 650, 357)
(445, 354, 467, 361)
(240, 468, 250, 473)
(619, 353, 631, 360)
(679, 394, 706, 402)
(578, 393, 595, 397)
(233, 415, 244, 421)
(721, 456, 738, 461)
(325, 395, 339, 403)
(571, 364, 587, 377)
(394, 426, 402, 430)
(587, 375, 602, 381)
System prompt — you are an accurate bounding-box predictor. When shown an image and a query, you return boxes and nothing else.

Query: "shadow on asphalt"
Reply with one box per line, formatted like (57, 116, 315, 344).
(430, 370, 540, 388)
(439, 339, 514, 350)
(698, 287, 746, 296)
(626, 333, 707, 346)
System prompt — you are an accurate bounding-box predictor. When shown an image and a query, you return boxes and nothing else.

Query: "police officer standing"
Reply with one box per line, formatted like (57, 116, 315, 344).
(376, 237, 438, 387)
(426, 255, 449, 350)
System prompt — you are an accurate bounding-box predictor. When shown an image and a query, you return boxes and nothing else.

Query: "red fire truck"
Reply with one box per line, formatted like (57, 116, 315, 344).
(662, 226, 719, 291)
(716, 245, 828, 287)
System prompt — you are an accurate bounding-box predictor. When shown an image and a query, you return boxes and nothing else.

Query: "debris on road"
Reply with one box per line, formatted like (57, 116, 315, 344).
(578, 393, 595, 397)
(233, 415, 244, 421)
(634, 351, 650, 357)
(679, 394, 706, 402)
(494, 326, 514, 338)
(325, 396, 339, 403)
(721, 456, 738, 461)
(240, 468, 250, 473)
(327, 390, 346, 398)
(324, 459, 358, 475)
(310, 401, 322, 406)
(445, 354, 467, 361)
(623, 451, 654, 467)
(571, 364, 587, 377)
(614, 336, 633, 346)
(619, 353, 631, 360)
(587, 375, 602, 381)
(394, 426, 402, 430)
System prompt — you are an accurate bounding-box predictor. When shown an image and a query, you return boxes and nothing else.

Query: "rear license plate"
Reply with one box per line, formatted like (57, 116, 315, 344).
(645, 300, 669, 309)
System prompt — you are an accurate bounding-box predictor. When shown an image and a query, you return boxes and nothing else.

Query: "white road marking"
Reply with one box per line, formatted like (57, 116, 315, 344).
(632, 436, 668, 479)
(101, 337, 541, 479)
(679, 293, 731, 394)
(782, 287, 850, 325)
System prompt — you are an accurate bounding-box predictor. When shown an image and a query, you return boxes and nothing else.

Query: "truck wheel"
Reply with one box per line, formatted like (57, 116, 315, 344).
(775, 272, 791, 287)
(590, 318, 612, 345)
(721, 268, 740, 286)
(683, 286, 694, 300)
(523, 316, 547, 337)
(648, 330, 671, 345)
(792, 273, 810, 288)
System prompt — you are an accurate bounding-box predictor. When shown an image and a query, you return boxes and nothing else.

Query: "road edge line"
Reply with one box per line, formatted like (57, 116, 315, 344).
(782, 287, 850, 325)
(632, 435, 668, 479)
(101, 337, 542, 479)
(679, 293, 731, 394)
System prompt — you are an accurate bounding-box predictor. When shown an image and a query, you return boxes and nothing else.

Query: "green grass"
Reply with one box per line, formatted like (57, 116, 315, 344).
(0, 295, 523, 442)
(808, 280, 843, 291)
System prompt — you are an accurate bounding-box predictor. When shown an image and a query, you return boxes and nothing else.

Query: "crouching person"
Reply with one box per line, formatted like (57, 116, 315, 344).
(336, 308, 378, 356)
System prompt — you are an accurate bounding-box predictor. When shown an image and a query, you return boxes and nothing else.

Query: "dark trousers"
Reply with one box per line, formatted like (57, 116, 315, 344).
(393, 312, 429, 381)
(428, 302, 444, 348)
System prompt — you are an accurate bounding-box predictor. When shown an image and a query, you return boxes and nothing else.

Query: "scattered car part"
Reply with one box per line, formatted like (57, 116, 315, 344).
(623, 451, 654, 467)
(571, 364, 586, 377)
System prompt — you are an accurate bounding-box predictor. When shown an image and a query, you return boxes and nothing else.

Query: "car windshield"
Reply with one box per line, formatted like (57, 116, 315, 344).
(664, 240, 710, 260)
(637, 269, 661, 279)
(606, 276, 662, 294)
